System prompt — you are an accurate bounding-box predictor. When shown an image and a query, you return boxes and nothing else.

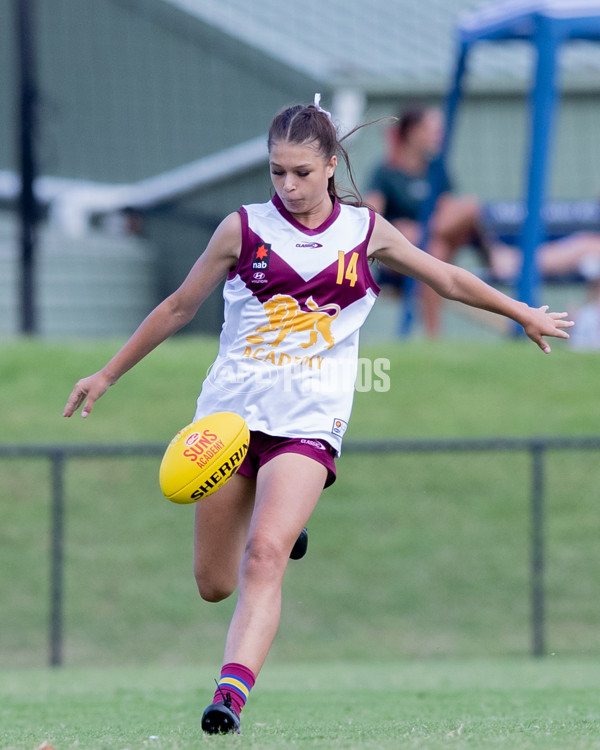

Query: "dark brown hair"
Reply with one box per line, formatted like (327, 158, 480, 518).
(267, 102, 369, 207)
(396, 107, 429, 141)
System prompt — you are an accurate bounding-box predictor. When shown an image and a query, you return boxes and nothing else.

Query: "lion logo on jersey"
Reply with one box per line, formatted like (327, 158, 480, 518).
(247, 294, 340, 349)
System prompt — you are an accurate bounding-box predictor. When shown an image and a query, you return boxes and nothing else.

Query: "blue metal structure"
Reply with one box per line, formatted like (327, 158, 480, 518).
(407, 0, 600, 334)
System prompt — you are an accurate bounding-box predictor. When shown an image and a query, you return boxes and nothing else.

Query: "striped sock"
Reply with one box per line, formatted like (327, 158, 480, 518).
(213, 662, 256, 716)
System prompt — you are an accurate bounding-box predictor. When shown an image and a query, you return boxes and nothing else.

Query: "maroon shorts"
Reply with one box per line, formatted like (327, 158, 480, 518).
(237, 430, 337, 488)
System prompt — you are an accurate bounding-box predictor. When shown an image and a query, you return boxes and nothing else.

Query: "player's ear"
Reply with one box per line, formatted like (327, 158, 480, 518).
(326, 155, 337, 179)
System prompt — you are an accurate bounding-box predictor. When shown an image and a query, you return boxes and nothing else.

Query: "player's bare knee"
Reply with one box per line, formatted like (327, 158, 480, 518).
(194, 567, 235, 603)
(462, 196, 480, 216)
(241, 537, 286, 581)
(196, 580, 234, 603)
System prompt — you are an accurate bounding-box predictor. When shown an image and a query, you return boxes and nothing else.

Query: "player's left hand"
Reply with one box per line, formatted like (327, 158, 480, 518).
(522, 305, 574, 353)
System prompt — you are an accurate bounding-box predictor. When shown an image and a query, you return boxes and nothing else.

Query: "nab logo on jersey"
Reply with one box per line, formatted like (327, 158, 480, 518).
(252, 243, 271, 270)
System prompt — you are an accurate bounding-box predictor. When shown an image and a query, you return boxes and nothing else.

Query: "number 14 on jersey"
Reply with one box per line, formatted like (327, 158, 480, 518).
(336, 251, 358, 287)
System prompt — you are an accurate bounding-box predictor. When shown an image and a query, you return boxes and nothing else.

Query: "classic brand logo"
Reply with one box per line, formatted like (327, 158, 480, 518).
(300, 439, 327, 450)
(296, 242, 323, 248)
(252, 243, 271, 270)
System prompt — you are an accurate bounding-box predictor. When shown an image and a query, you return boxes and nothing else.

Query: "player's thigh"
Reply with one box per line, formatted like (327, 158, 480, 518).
(248, 452, 328, 558)
(193, 472, 255, 594)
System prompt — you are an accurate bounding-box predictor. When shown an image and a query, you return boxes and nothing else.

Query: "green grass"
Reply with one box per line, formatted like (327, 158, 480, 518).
(2, 337, 600, 748)
(1, 334, 600, 442)
(1, 336, 600, 670)
(2, 660, 600, 749)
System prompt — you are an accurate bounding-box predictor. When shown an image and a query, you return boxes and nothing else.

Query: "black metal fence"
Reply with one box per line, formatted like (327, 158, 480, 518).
(2, 435, 600, 667)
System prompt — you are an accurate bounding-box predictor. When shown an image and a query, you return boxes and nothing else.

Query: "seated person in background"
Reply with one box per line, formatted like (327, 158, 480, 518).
(365, 106, 500, 337)
(366, 106, 600, 337)
(491, 231, 600, 283)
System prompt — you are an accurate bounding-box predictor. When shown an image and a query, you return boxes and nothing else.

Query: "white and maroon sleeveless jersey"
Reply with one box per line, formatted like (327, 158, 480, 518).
(194, 194, 379, 454)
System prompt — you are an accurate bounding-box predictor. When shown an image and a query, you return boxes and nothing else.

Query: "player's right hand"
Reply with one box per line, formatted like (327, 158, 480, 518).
(63, 371, 112, 418)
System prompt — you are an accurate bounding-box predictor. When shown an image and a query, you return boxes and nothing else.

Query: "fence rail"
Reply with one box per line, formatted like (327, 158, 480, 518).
(3, 435, 600, 667)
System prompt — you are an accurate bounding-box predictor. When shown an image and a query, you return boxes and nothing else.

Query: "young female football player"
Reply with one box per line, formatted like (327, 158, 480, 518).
(64, 96, 573, 734)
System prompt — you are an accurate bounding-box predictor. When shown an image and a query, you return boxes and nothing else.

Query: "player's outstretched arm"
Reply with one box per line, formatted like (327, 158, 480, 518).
(63, 213, 242, 418)
(369, 214, 574, 353)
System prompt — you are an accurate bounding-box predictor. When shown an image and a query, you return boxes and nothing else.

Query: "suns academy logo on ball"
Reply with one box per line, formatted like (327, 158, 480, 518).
(159, 412, 249, 504)
(183, 428, 225, 467)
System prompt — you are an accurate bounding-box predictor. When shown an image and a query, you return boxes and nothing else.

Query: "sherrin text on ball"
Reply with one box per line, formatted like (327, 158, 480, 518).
(159, 412, 249, 503)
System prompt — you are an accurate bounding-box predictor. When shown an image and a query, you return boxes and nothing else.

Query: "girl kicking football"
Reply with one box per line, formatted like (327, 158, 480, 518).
(64, 96, 573, 734)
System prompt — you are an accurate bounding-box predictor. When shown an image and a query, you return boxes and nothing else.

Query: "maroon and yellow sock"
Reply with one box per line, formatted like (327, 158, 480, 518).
(213, 662, 256, 716)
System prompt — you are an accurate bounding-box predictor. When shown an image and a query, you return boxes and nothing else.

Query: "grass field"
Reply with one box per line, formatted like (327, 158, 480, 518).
(2, 334, 600, 443)
(3, 660, 600, 749)
(1, 336, 600, 747)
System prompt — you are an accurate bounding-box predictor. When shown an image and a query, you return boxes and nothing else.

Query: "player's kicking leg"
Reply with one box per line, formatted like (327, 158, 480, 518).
(201, 452, 326, 734)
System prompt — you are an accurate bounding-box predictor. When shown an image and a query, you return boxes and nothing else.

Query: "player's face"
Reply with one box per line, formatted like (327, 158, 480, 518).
(269, 140, 337, 218)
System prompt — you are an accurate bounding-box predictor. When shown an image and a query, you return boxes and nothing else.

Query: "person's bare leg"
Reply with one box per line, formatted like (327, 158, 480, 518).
(193, 472, 256, 602)
(421, 197, 490, 337)
(433, 195, 485, 251)
(419, 237, 450, 337)
(538, 232, 600, 276)
(222, 452, 327, 675)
